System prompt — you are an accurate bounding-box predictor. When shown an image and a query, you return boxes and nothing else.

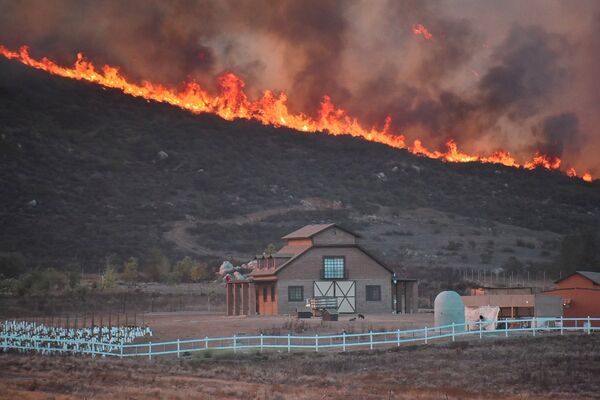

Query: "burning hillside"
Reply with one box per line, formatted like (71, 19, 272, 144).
(0, 45, 593, 182)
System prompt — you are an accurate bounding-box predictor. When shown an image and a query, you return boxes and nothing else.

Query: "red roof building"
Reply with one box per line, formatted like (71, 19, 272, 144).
(544, 271, 600, 327)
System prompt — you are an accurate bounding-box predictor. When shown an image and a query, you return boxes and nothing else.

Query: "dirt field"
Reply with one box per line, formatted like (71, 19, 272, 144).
(1, 334, 599, 399)
(140, 312, 435, 341)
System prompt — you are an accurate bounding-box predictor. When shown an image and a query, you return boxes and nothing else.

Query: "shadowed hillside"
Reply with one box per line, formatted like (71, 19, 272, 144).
(1, 58, 599, 277)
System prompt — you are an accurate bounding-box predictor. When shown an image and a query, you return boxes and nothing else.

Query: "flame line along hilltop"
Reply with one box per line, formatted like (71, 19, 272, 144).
(0, 44, 593, 183)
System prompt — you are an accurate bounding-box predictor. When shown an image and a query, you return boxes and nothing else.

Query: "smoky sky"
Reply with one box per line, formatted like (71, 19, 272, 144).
(1, 0, 599, 173)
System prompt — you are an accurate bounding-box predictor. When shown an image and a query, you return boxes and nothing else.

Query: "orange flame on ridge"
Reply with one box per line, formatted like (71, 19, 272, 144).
(412, 24, 433, 40)
(0, 44, 593, 182)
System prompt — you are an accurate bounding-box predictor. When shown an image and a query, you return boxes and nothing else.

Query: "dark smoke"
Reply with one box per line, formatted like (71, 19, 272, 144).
(0, 0, 599, 173)
(534, 113, 581, 158)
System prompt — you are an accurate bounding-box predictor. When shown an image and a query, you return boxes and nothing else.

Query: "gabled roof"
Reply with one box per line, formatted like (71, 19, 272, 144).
(281, 224, 360, 239)
(556, 270, 600, 285)
(270, 244, 393, 276)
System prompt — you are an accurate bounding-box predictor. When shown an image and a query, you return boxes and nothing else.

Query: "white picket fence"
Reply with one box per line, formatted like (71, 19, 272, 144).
(1, 316, 598, 359)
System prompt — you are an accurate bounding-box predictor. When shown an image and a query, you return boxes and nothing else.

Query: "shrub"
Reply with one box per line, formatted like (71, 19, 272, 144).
(122, 257, 140, 283)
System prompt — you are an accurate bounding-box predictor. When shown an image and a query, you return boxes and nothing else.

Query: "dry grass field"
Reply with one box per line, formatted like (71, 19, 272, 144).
(1, 334, 599, 399)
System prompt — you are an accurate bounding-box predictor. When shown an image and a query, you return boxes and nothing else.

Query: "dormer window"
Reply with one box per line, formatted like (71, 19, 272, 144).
(322, 256, 346, 279)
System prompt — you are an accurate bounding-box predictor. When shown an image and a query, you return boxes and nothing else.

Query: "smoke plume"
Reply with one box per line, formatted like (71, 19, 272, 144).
(0, 0, 599, 173)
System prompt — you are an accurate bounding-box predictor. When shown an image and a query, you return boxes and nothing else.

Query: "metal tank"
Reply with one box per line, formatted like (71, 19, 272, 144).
(434, 290, 465, 331)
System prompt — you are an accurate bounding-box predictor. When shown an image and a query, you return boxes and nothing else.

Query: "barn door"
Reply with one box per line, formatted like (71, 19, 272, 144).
(313, 281, 356, 313)
(313, 281, 335, 297)
(335, 281, 356, 313)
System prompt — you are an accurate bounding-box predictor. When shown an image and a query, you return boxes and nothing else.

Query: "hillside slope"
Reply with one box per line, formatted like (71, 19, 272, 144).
(1, 58, 599, 274)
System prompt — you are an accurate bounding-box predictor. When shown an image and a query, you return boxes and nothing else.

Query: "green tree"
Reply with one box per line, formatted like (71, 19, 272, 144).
(558, 228, 600, 274)
(0, 252, 26, 279)
(264, 243, 277, 256)
(173, 256, 195, 283)
(143, 248, 171, 282)
(190, 262, 209, 282)
(102, 265, 117, 290)
(122, 257, 139, 283)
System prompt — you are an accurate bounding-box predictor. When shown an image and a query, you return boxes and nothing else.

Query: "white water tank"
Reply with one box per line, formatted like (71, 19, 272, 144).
(434, 291, 465, 331)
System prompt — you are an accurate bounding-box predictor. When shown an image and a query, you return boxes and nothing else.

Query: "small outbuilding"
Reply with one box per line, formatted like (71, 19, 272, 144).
(544, 271, 600, 327)
(462, 287, 562, 320)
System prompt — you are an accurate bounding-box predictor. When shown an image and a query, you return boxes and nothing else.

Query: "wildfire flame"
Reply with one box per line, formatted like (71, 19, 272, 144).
(412, 23, 433, 40)
(0, 44, 593, 182)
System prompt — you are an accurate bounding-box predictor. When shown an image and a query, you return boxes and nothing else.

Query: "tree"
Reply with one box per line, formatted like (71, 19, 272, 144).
(190, 262, 210, 282)
(264, 243, 277, 256)
(143, 248, 171, 282)
(122, 257, 140, 283)
(102, 265, 117, 290)
(173, 256, 195, 283)
(558, 228, 600, 274)
(0, 252, 26, 279)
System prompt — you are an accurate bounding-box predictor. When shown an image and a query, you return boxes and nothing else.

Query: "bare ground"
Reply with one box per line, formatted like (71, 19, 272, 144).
(1, 334, 599, 399)
(139, 312, 435, 341)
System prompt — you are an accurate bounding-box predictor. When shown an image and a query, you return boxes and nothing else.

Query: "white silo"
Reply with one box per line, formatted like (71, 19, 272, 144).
(434, 291, 465, 331)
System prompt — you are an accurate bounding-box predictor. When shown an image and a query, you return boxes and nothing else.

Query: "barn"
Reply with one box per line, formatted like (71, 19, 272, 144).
(544, 271, 600, 327)
(226, 224, 418, 316)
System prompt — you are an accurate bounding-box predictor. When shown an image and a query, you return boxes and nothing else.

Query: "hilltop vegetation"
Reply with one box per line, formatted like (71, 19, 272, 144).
(1, 58, 599, 280)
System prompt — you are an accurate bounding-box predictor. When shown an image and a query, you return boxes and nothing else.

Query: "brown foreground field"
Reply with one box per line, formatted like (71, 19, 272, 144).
(1, 334, 599, 400)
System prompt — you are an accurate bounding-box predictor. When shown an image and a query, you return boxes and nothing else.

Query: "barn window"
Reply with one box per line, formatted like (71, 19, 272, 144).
(288, 286, 304, 302)
(323, 257, 345, 279)
(366, 285, 381, 301)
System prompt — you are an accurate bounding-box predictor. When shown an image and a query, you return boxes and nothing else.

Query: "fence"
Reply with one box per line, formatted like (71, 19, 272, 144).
(1, 317, 598, 359)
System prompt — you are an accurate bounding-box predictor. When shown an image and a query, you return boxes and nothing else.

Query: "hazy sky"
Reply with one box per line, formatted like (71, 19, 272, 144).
(1, 0, 599, 173)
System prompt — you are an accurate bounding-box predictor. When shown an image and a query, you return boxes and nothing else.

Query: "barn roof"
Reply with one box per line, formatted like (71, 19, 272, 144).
(576, 271, 600, 285)
(556, 270, 600, 285)
(281, 224, 360, 239)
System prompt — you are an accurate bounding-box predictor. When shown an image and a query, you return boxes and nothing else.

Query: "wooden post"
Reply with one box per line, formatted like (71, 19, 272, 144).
(479, 320, 482, 339)
(148, 342, 152, 360)
(452, 323, 455, 342)
(120, 344, 123, 358)
(205, 336, 208, 350)
(287, 333, 291, 353)
(505, 319, 508, 337)
(233, 335, 237, 353)
(343, 332, 346, 351)
(315, 334, 319, 352)
(532, 317, 536, 336)
(424, 327, 428, 344)
(369, 331, 373, 350)
(177, 339, 180, 358)
(588, 316, 592, 335)
(396, 329, 400, 347)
